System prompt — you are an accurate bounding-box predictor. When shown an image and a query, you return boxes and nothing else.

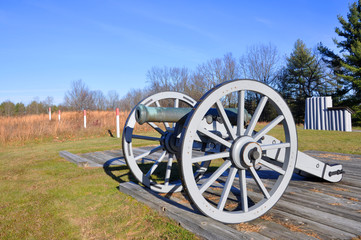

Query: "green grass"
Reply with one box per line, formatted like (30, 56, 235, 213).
(0, 137, 197, 240)
(0, 128, 360, 239)
(296, 126, 361, 154)
(266, 125, 361, 155)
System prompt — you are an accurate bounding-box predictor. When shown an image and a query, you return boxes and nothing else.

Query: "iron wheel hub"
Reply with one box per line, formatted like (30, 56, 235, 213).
(230, 136, 262, 170)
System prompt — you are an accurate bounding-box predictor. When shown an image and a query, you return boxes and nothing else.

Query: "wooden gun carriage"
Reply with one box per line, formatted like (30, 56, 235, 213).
(122, 79, 343, 223)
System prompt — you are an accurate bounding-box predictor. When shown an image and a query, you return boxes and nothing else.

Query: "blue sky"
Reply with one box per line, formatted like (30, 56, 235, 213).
(0, 0, 351, 105)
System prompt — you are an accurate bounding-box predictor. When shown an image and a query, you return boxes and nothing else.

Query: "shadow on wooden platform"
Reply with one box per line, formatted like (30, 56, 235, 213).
(59, 149, 361, 240)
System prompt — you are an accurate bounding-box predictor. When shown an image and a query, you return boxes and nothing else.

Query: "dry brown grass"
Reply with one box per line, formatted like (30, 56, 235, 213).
(236, 222, 262, 232)
(310, 188, 323, 193)
(329, 202, 342, 206)
(332, 187, 350, 192)
(0, 110, 154, 145)
(260, 214, 320, 239)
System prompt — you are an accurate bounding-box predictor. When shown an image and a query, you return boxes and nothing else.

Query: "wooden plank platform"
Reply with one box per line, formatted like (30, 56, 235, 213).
(60, 148, 361, 239)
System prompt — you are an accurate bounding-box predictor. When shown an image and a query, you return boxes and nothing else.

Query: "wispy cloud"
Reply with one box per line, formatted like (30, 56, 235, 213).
(93, 21, 207, 62)
(255, 17, 272, 27)
(143, 13, 219, 41)
(120, 5, 220, 42)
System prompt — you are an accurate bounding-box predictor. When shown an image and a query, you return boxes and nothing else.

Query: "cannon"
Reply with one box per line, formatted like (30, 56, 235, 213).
(122, 79, 343, 223)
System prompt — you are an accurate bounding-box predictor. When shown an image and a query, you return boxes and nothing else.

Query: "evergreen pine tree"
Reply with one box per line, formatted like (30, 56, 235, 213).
(281, 39, 328, 124)
(319, 0, 361, 125)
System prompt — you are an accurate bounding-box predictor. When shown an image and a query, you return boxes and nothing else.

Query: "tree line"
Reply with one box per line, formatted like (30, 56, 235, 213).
(1, 1, 360, 125)
(120, 1, 361, 125)
(0, 97, 54, 116)
(0, 83, 124, 116)
(119, 41, 337, 124)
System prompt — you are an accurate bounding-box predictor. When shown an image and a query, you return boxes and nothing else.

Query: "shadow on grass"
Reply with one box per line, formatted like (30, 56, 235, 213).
(102, 154, 314, 188)
(101, 155, 327, 218)
(102, 156, 200, 213)
(102, 157, 136, 183)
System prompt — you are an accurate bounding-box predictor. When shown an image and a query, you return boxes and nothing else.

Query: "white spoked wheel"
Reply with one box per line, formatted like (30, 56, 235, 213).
(122, 91, 197, 193)
(179, 79, 298, 223)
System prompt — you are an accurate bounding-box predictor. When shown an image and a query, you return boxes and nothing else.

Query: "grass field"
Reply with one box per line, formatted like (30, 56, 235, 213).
(0, 137, 197, 240)
(269, 125, 361, 155)
(0, 119, 360, 239)
(0, 111, 150, 146)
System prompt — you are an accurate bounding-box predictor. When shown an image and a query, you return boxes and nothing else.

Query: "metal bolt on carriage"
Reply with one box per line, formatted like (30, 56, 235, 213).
(122, 79, 343, 224)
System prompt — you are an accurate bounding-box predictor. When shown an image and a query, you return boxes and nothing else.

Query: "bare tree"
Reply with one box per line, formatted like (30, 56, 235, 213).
(64, 79, 95, 110)
(188, 72, 206, 101)
(147, 67, 173, 92)
(196, 57, 223, 90)
(119, 88, 145, 111)
(239, 43, 279, 87)
(195, 53, 239, 89)
(92, 90, 106, 110)
(42, 96, 54, 109)
(170, 67, 190, 93)
(146, 66, 192, 94)
(222, 52, 239, 81)
(106, 90, 120, 110)
(193, 53, 239, 106)
(238, 44, 280, 121)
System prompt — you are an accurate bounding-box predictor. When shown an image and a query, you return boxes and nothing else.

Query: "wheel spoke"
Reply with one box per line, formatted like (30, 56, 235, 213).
(194, 161, 209, 177)
(147, 122, 165, 135)
(259, 159, 286, 175)
(216, 100, 236, 140)
(132, 135, 161, 141)
(199, 160, 232, 193)
(134, 145, 163, 161)
(174, 98, 179, 108)
(239, 169, 248, 212)
(237, 90, 245, 136)
(253, 115, 285, 141)
(145, 151, 167, 177)
(249, 167, 270, 199)
(260, 142, 290, 150)
(197, 127, 232, 148)
(191, 152, 230, 163)
(217, 167, 237, 211)
(164, 154, 174, 186)
(164, 122, 171, 131)
(173, 99, 179, 128)
(245, 96, 268, 136)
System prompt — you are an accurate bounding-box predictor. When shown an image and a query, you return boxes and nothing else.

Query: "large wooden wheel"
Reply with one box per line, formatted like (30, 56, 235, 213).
(179, 79, 298, 223)
(122, 91, 197, 193)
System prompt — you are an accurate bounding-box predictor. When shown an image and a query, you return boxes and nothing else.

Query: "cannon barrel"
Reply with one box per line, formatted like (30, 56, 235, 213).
(135, 104, 251, 125)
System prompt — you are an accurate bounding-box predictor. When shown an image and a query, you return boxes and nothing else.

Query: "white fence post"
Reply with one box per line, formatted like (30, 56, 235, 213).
(58, 110, 61, 121)
(116, 108, 120, 138)
(84, 110, 87, 128)
(49, 107, 51, 121)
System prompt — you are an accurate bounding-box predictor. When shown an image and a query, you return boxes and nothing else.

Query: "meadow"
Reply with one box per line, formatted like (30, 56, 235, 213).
(0, 111, 151, 146)
(0, 111, 360, 239)
(0, 111, 194, 239)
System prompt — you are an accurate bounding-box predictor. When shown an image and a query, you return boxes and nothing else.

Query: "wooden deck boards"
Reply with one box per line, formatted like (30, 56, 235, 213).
(60, 148, 361, 239)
